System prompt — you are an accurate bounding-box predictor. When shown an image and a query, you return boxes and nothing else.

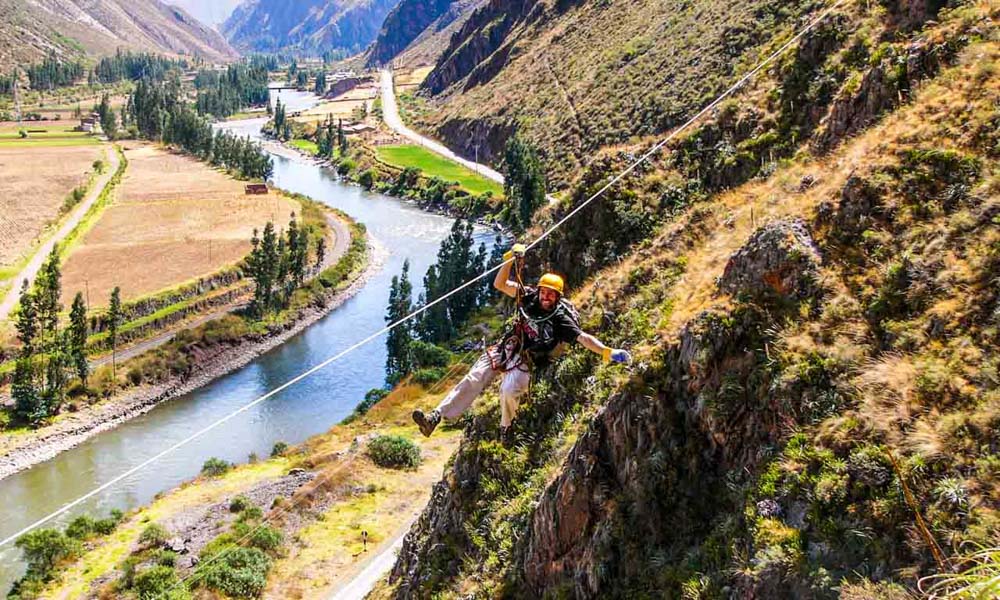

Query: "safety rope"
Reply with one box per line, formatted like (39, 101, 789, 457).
(0, 0, 847, 552)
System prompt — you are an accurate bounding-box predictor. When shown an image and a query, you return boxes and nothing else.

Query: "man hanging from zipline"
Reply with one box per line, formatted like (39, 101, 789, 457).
(412, 244, 631, 439)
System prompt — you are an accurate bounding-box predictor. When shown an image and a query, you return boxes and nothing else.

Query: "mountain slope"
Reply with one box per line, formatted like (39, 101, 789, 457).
(223, 0, 400, 56)
(405, 0, 833, 186)
(364, 0, 485, 68)
(0, 0, 237, 67)
(381, 1, 1000, 598)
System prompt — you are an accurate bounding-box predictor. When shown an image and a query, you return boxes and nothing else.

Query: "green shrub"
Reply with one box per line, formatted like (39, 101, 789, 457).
(65, 516, 97, 540)
(198, 547, 271, 599)
(337, 158, 356, 176)
(229, 496, 253, 513)
(14, 529, 80, 581)
(412, 367, 447, 386)
(271, 441, 288, 457)
(358, 169, 376, 189)
(409, 340, 451, 369)
(367, 435, 422, 470)
(155, 549, 178, 567)
(139, 523, 169, 548)
(237, 506, 264, 523)
(354, 388, 388, 416)
(201, 457, 231, 477)
(248, 526, 284, 554)
(132, 565, 181, 600)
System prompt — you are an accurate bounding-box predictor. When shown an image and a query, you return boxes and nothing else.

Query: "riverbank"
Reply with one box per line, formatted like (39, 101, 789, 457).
(0, 216, 385, 481)
(32, 373, 465, 599)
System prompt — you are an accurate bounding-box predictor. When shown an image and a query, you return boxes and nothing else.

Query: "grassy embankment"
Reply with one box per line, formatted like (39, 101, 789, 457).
(376, 144, 504, 197)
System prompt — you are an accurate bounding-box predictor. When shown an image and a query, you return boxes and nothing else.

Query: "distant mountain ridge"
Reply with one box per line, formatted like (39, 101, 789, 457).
(223, 0, 401, 56)
(0, 0, 237, 68)
(364, 0, 485, 68)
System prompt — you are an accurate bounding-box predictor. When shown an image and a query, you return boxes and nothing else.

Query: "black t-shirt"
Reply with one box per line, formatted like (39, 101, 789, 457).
(517, 287, 583, 358)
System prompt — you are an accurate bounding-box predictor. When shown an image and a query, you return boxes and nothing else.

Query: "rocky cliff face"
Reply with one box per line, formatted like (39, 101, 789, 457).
(223, 0, 400, 56)
(365, 0, 457, 66)
(379, 2, 999, 598)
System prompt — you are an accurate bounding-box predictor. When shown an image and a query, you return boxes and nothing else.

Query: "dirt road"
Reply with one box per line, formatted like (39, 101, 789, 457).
(0, 145, 121, 321)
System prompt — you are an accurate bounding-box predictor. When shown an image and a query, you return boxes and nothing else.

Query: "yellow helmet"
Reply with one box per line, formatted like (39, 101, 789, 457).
(538, 273, 565, 295)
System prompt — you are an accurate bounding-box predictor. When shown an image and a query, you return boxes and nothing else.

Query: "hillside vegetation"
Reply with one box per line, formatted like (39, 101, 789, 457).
(409, 0, 925, 187)
(0, 0, 235, 69)
(377, 1, 1000, 597)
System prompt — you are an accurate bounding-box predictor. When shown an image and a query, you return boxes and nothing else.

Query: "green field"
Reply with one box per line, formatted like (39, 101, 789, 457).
(290, 139, 319, 155)
(375, 144, 504, 197)
(0, 136, 100, 148)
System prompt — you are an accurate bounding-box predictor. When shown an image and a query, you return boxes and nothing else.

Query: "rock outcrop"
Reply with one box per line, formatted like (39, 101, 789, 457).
(718, 219, 823, 304)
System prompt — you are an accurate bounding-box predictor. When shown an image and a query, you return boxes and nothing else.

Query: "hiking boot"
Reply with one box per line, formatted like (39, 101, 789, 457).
(500, 426, 517, 448)
(412, 409, 441, 437)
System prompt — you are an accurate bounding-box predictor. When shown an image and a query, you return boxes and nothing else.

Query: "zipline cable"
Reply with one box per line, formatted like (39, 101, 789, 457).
(0, 0, 846, 552)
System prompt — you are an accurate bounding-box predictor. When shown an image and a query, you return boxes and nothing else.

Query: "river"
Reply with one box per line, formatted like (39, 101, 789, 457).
(0, 88, 495, 593)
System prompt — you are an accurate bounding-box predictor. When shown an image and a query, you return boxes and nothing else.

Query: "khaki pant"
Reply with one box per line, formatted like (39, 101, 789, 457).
(436, 348, 531, 427)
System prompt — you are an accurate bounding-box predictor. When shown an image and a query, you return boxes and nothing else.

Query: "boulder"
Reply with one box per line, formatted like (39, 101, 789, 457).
(836, 174, 887, 234)
(718, 219, 822, 303)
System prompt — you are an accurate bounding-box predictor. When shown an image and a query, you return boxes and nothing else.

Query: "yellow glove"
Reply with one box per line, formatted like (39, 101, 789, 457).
(503, 243, 527, 262)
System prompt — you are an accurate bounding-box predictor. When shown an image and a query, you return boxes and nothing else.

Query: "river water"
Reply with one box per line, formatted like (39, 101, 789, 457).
(0, 88, 494, 593)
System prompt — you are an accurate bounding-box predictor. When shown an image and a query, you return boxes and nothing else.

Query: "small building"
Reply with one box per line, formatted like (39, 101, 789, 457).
(245, 183, 269, 195)
(342, 123, 375, 135)
(78, 117, 97, 133)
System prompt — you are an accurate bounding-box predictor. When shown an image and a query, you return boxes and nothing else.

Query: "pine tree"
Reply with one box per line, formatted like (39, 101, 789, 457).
(108, 287, 122, 381)
(502, 135, 547, 231)
(12, 358, 40, 424)
(247, 222, 280, 315)
(68, 292, 89, 386)
(315, 237, 327, 272)
(35, 245, 62, 343)
(483, 233, 506, 303)
(418, 265, 451, 343)
(97, 95, 117, 139)
(275, 232, 289, 305)
(15, 280, 39, 357)
(337, 119, 348, 156)
(42, 340, 69, 416)
(385, 260, 414, 384)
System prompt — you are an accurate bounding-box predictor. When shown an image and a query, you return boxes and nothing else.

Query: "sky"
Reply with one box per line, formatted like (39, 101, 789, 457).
(170, 0, 243, 28)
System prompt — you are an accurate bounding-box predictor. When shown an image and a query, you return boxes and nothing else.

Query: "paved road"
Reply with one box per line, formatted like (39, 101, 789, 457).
(327, 520, 412, 600)
(0, 145, 120, 322)
(379, 69, 559, 205)
(379, 70, 505, 184)
(90, 212, 351, 370)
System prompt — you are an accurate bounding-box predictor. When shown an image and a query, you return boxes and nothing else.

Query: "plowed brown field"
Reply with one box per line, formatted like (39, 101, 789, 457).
(60, 143, 298, 306)
(0, 145, 105, 273)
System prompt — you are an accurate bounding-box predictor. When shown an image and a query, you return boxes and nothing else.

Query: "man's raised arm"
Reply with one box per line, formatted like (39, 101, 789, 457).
(493, 244, 525, 298)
